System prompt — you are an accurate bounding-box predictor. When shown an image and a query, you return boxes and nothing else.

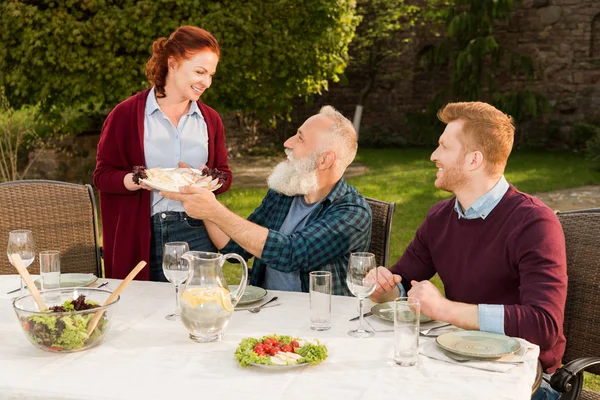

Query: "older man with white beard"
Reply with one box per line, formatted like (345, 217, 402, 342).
(161, 106, 372, 295)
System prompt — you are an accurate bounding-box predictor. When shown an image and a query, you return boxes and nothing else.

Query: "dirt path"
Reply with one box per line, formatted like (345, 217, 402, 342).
(230, 156, 599, 212)
(534, 186, 600, 212)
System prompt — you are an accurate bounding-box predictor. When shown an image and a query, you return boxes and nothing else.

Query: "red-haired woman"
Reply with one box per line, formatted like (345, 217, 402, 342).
(94, 26, 232, 282)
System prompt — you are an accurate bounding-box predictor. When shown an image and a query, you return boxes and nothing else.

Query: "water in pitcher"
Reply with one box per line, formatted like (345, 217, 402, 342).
(180, 287, 233, 342)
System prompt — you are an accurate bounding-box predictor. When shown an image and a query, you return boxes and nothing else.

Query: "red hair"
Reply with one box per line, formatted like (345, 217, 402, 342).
(146, 26, 220, 98)
(438, 102, 515, 175)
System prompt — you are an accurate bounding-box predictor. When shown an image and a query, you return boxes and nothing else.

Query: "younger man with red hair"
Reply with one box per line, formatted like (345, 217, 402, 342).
(370, 102, 567, 400)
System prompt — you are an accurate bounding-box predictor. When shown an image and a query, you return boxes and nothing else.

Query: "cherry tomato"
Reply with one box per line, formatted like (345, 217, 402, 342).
(263, 344, 273, 353)
(269, 347, 280, 356)
(291, 340, 299, 348)
(22, 321, 30, 331)
(280, 344, 293, 353)
(253, 344, 264, 354)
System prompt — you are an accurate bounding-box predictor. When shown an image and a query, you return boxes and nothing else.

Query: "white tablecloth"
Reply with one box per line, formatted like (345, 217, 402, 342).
(0, 276, 539, 400)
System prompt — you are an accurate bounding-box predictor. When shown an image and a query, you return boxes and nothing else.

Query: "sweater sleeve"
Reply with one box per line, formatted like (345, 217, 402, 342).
(93, 109, 136, 195)
(207, 110, 232, 195)
(390, 209, 438, 292)
(504, 207, 567, 352)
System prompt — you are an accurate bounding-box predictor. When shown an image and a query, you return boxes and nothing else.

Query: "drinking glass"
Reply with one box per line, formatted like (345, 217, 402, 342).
(310, 271, 331, 331)
(346, 252, 377, 338)
(7, 230, 35, 295)
(163, 242, 190, 320)
(39, 250, 61, 290)
(394, 297, 420, 366)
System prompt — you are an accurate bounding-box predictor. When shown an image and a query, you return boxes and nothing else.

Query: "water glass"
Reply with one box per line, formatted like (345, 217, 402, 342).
(394, 297, 420, 366)
(7, 230, 35, 295)
(39, 251, 61, 290)
(346, 252, 377, 338)
(163, 242, 190, 321)
(310, 271, 331, 331)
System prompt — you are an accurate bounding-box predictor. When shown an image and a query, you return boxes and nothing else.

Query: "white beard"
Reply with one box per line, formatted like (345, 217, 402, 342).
(267, 150, 319, 196)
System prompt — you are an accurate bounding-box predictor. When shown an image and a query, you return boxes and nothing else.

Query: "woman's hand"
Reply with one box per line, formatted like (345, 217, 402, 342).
(123, 173, 151, 191)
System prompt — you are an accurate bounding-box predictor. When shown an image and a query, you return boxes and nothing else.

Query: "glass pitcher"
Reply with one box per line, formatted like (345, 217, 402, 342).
(179, 251, 248, 342)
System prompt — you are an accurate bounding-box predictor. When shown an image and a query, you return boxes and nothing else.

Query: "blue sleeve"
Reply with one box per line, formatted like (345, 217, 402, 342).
(478, 304, 505, 334)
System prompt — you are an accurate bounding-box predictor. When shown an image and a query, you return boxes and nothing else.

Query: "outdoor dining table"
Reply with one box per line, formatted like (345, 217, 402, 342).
(0, 275, 541, 399)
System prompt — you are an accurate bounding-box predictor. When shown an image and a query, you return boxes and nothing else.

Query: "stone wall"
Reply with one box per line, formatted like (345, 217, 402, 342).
(289, 0, 600, 146)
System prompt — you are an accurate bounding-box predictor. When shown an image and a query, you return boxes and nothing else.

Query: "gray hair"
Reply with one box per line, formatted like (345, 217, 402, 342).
(317, 105, 358, 174)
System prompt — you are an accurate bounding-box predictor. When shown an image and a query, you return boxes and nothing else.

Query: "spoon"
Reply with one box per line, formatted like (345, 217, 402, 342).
(248, 296, 279, 313)
(11, 254, 47, 311)
(86, 261, 147, 335)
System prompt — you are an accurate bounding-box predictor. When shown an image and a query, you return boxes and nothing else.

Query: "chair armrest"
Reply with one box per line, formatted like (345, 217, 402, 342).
(550, 357, 600, 400)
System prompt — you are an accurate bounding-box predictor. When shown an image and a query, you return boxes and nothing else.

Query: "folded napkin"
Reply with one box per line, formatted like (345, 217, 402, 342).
(420, 338, 535, 373)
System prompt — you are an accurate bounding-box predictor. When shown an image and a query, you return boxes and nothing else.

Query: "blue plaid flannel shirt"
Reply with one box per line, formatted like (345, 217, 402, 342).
(221, 178, 372, 296)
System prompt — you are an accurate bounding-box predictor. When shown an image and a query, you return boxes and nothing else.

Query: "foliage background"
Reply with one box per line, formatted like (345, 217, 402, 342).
(0, 0, 358, 123)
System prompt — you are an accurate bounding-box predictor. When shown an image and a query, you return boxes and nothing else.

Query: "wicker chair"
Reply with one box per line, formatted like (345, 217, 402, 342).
(365, 197, 395, 268)
(0, 180, 102, 276)
(550, 208, 600, 400)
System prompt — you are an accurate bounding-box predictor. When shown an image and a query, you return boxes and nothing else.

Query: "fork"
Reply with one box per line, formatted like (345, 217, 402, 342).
(248, 296, 279, 313)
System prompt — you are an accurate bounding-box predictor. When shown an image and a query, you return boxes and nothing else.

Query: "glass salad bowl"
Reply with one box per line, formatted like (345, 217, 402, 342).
(12, 287, 119, 353)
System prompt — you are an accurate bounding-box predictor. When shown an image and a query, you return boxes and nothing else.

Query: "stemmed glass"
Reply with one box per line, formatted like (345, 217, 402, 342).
(346, 252, 377, 338)
(163, 242, 190, 321)
(7, 230, 35, 296)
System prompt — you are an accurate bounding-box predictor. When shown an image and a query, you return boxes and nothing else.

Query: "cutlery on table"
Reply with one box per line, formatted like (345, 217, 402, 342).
(6, 286, 23, 295)
(349, 311, 373, 322)
(245, 296, 279, 313)
(420, 323, 452, 337)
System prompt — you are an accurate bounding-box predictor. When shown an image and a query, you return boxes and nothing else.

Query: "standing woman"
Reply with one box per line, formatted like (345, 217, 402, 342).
(94, 26, 232, 282)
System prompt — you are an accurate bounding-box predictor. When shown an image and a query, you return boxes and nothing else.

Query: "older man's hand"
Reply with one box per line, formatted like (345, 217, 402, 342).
(407, 280, 449, 321)
(159, 185, 219, 220)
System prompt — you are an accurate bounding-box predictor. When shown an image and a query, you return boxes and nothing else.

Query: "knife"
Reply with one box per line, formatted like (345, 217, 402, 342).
(349, 311, 373, 322)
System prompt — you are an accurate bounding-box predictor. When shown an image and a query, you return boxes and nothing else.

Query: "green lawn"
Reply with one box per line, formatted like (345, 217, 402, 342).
(219, 147, 600, 392)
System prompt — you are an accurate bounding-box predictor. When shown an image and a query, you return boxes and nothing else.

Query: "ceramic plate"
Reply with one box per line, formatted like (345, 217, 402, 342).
(229, 285, 268, 305)
(371, 302, 433, 323)
(249, 362, 309, 370)
(435, 331, 521, 359)
(34, 273, 98, 289)
(141, 168, 222, 193)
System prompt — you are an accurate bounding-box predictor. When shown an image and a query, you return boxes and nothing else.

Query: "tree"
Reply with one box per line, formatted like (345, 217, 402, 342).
(420, 0, 550, 125)
(347, 0, 421, 135)
(0, 0, 359, 124)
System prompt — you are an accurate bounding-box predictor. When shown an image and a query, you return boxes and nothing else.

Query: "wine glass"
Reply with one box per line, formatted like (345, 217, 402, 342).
(7, 230, 35, 296)
(163, 242, 190, 321)
(346, 252, 377, 338)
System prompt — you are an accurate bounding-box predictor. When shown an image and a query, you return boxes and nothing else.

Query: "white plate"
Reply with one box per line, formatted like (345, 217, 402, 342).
(229, 285, 268, 305)
(34, 273, 97, 289)
(141, 168, 223, 193)
(249, 362, 309, 370)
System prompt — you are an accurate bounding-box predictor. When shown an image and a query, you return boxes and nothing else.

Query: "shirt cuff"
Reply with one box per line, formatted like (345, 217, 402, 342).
(397, 282, 407, 297)
(478, 304, 505, 334)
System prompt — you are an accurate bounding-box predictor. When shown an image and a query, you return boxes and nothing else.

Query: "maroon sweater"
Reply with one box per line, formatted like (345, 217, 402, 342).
(391, 186, 567, 372)
(93, 89, 232, 280)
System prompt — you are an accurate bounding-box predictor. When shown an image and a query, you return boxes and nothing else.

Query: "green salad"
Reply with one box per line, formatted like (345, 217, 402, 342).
(235, 334, 328, 367)
(20, 295, 107, 351)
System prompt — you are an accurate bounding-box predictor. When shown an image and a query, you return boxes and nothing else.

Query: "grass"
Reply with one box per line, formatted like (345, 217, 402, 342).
(218, 147, 600, 392)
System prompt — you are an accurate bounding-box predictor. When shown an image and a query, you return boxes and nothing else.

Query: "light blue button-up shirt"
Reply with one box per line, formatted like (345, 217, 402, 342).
(398, 176, 510, 334)
(144, 87, 209, 216)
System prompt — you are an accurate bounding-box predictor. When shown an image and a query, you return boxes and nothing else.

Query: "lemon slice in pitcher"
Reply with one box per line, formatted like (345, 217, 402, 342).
(220, 288, 233, 312)
(181, 287, 233, 312)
